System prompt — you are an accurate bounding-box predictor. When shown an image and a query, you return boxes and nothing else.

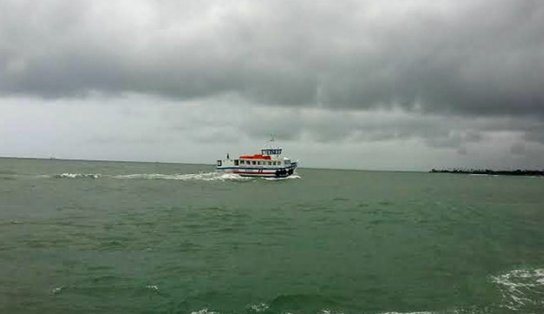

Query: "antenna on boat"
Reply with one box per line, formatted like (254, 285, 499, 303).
(261, 134, 282, 156)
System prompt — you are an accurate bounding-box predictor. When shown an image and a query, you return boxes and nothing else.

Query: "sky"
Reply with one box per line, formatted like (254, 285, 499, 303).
(1, 0, 543, 170)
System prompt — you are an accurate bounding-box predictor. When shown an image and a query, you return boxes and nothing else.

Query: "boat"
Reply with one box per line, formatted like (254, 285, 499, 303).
(216, 145, 298, 178)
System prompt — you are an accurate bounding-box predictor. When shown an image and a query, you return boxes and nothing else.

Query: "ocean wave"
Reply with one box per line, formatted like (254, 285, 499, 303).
(145, 284, 159, 292)
(52, 286, 65, 295)
(491, 267, 544, 311)
(192, 305, 435, 314)
(0, 169, 17, 175)
(190, 306, 345, 314)
(246, 303, 270, 312)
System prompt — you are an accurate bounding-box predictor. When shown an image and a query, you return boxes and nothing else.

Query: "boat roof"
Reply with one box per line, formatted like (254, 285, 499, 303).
(240, 154, 272, 160)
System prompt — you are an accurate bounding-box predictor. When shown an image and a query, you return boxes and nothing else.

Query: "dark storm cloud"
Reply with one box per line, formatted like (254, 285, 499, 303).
(1, 0, 544, 117)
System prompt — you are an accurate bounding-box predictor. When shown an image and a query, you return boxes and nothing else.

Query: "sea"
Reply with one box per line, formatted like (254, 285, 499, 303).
(1, 158, 543, 314)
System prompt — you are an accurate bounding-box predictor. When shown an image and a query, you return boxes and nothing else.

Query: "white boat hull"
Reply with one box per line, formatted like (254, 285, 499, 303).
(217, 163, 297, 178)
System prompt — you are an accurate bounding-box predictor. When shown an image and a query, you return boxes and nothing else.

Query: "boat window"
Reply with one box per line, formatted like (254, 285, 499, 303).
(234, 160, 239, 166)
(252, 161, 256, 165)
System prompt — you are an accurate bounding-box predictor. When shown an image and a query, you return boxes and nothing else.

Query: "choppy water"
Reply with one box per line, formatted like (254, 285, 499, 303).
(1, 158, 543, 314)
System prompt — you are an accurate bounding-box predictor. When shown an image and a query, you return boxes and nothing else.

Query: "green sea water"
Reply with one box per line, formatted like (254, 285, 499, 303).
(1, 158, 543, 314)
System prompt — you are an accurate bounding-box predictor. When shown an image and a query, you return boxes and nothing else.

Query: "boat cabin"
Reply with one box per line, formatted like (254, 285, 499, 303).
(261, 148, 282, 155)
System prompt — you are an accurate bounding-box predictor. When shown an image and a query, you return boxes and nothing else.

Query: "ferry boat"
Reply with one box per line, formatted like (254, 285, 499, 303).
(216, 146, 298, 178)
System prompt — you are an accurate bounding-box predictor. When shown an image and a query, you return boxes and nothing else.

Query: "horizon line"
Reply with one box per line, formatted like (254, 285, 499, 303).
(0, 155, 425, 173)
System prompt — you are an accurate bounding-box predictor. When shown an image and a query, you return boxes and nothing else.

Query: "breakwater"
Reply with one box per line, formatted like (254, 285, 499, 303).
(430, 168, 544, 176)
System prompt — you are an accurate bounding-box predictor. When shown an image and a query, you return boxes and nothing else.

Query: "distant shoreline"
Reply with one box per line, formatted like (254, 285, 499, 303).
(0, 156, 205, 166)
(430, 169, 544, 176)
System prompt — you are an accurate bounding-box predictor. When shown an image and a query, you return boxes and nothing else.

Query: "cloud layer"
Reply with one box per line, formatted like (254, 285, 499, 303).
(2, 0, 544, 116)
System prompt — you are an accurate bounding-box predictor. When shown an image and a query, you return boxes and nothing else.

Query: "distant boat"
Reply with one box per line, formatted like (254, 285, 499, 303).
(216, 145, 298, 178)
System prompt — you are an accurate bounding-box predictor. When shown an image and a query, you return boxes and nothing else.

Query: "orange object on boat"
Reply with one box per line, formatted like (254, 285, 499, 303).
(239, 154, 272, 160)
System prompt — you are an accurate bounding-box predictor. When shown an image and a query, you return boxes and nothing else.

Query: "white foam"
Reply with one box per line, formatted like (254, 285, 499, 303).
(190, 309, 220, 314)
(319, 310, 345, 314)
(52, 286, 65, 295)
(491, 268, 544, 311)
(380, 312, 434, 314)
(49, 171, 252, 182)
(145, 284, 159, 292)
(111, 172, 252, 182)
(263, 174, 301, 181)
(55, 173, 101, 179)
(247, 303, 269, 312)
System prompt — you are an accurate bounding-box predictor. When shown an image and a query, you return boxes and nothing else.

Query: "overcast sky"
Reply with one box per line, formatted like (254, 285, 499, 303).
(1, 0, 543, 170)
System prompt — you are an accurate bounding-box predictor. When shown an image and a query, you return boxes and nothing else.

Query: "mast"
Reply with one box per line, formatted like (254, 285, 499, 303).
(262, 135, 282, 157)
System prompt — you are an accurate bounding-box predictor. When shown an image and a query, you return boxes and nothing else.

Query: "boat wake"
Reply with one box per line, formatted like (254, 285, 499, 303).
(264, 174, 301, 181)
(111, 172, 253, 182)
(48, 172, 254, 182)
(54, 173, 101, 179)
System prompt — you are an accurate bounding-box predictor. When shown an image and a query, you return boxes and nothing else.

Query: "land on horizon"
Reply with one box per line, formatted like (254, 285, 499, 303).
(430, 168, 544, 176)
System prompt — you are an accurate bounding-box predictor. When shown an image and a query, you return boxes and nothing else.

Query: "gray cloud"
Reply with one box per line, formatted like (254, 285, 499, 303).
(1, 0, 544, 117)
